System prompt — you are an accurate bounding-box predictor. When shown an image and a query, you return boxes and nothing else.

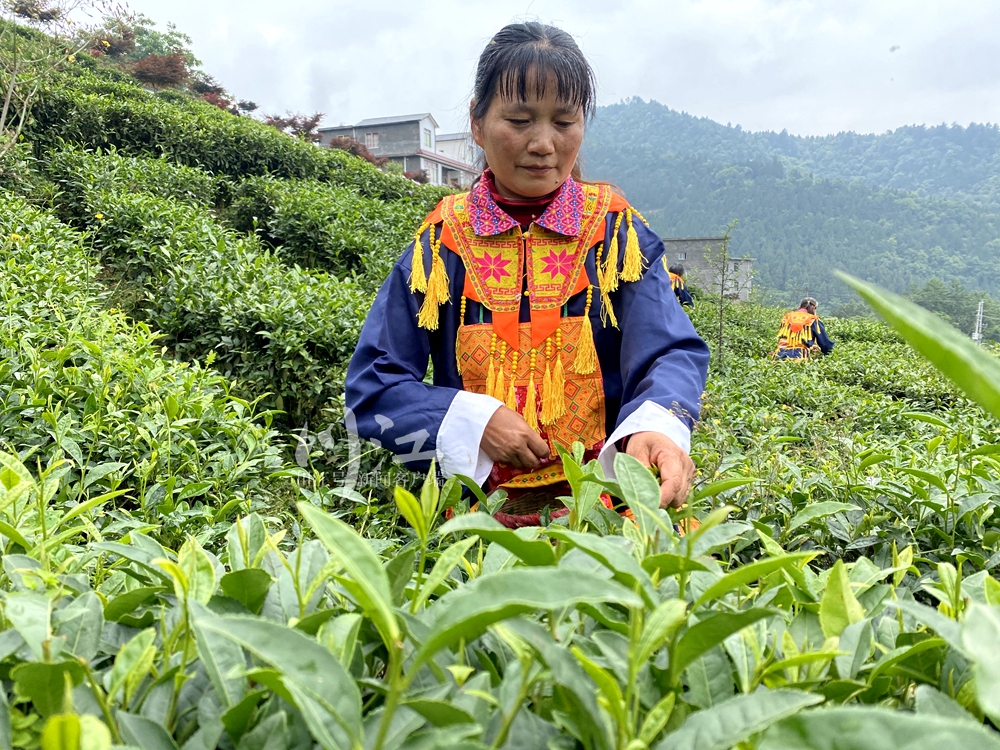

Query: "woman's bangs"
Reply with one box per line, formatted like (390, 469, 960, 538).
(494, 46, 593, 116)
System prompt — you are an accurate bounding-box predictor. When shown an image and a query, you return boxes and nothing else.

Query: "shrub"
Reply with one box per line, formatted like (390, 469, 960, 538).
(226, 175, 428, 283)
(79, 187, 371, 420)
(327, 134, 388, 167)
(27, 71, 442, 203)
(0, 192, 284, 545)
(129, 51, 189, 89)
(3, 449, 1000, 749)
(263, 111, 323, 142)
(46, 145, 218, 221)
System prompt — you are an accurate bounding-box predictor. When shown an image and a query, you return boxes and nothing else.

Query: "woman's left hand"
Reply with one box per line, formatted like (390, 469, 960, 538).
(625, 431, 695, 509)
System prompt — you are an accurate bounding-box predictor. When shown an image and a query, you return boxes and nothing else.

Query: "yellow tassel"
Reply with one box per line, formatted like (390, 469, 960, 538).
(524, 349, 539, 431)
(552, 329, 567, 419)
(455, 296, 467, 375)
(594, 241, 618, 330)
(493, 340, 507, 401)
(575, 287, 599, 374)
(494, 360, 506, 402)
(621, 209, 645, 282)
(602, 212, 624, 293)
(416, 226, 451, 331)
(541, 360, 554, 425)
(409, 222, 428, 293)
(505, 349, 519, 411)
(485, 332, 496, 396)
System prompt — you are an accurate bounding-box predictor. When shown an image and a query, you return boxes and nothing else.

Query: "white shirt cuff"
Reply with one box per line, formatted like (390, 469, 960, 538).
(436, 391, 503, 484)
(598, 401, 691, 479)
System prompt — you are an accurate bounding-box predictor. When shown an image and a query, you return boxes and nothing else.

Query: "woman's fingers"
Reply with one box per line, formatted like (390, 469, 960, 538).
(481, 407, 550, 468)
(526, 430, 550, 459)
(624, 431, 695, 509)
(514, 444, 542, 469)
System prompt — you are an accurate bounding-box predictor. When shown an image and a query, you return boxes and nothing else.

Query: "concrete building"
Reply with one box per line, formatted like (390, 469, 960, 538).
(662, 236, 754, 302)
(436, 132, 480, 169)
(318, 114, 479, 188)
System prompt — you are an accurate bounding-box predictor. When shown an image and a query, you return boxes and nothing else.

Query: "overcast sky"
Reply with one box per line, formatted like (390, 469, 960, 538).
(123, 0, 1000, 137)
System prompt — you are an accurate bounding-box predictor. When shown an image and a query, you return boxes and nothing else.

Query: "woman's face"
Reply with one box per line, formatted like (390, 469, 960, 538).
(471, 75, 585, 201)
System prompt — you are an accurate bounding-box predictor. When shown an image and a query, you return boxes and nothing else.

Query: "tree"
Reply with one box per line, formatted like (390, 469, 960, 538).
(264, 112, 324, 142)
(1, 0, 121, 159)
(128, 14, 198, 67)
(130, 50, 188, 89)
(907, 278, 1000, 342)
(327, 134, 387, 167)
(88, 15, 134, 57)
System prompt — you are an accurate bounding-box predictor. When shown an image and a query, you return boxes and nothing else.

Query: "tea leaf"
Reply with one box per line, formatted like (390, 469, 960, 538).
(633, 599, 688, 670)
(413, 536, 478, 612)
(198, 616, 362, 748)
(656, 689, 822, 750)
(788, 502, 856, 533)
(671, 609, 773, 682)
(11, 662, 83, 718)
(415, 568, 642, 669)
(438, 514, 556, 566)
(219, 569, 272, 614)
(962, 603, 1000, 724)
(298, 502, 400, 646)
(694, 553, 815, 608)
(819, 560, 865, 638)
(760, 706, 1000, 750)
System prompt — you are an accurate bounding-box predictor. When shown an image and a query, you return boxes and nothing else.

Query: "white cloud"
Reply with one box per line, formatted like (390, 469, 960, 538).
(123, 0, 1000, 135)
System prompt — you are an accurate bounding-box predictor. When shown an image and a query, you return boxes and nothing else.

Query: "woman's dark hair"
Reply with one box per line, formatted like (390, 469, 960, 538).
(668, 264, 685, 276)
(470, 22, 596, 123)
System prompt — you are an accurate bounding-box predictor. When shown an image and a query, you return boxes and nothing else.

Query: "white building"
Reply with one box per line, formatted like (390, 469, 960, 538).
(317, 115, 479, 188)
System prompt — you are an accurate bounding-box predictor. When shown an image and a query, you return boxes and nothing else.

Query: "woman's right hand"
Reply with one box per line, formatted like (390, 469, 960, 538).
(481, 407, 550, 469)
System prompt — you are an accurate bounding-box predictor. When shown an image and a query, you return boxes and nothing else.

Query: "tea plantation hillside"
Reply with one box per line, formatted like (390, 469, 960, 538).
(5, 49, 1000, 750)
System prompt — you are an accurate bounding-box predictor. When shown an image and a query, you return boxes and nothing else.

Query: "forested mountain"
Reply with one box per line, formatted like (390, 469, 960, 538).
(582, 99, 1000, 304)
(586, 98, 1000, 207)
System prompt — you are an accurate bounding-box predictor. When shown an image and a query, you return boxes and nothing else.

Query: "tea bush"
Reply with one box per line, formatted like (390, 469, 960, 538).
(226, 175, 427, 283)
(3, 445, 1000, 750)
(46, 146, 219, 222)
(689, 297, 1000, 576)
(0, 193, 284, 547)
(78, 188, 371, 419)
(26, 71, 445, 203)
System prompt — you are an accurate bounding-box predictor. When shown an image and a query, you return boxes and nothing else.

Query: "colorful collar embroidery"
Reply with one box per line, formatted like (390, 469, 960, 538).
(468, 174, 585, 238)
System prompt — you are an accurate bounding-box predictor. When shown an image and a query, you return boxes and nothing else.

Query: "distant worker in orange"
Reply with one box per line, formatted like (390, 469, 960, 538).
(666, 262, 694, 308)
(773, 297, 834, 360)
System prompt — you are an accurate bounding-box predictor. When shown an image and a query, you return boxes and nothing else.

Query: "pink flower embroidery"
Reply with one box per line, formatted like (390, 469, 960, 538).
(541, 249, 574, 279)
(475, 251, 512, 284)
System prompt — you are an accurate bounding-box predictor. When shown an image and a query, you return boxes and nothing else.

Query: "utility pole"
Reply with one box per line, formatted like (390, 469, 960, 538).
(973, 300, 985, 346)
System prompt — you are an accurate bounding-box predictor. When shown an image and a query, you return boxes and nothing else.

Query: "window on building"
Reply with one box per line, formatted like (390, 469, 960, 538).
(365, 132, 379, 149)
(732, 261, 740, 272)
(677, 252, 687, 260)
(423, 128, 432, 148)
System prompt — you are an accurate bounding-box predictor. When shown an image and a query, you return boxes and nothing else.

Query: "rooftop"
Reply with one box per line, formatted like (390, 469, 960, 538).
(340, 113, 440, 129)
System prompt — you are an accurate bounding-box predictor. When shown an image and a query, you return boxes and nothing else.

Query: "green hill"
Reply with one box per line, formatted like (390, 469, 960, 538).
(583, 99, 1000, 304)
(586, 98, 1000, 207)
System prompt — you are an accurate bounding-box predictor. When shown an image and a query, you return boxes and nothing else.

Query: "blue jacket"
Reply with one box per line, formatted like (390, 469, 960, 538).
(346, 194, 710, 472)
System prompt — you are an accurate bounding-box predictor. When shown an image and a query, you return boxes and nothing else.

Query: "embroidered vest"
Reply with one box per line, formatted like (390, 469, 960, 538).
(408, 183, 648, 489)
(776, 310, 818, 350)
